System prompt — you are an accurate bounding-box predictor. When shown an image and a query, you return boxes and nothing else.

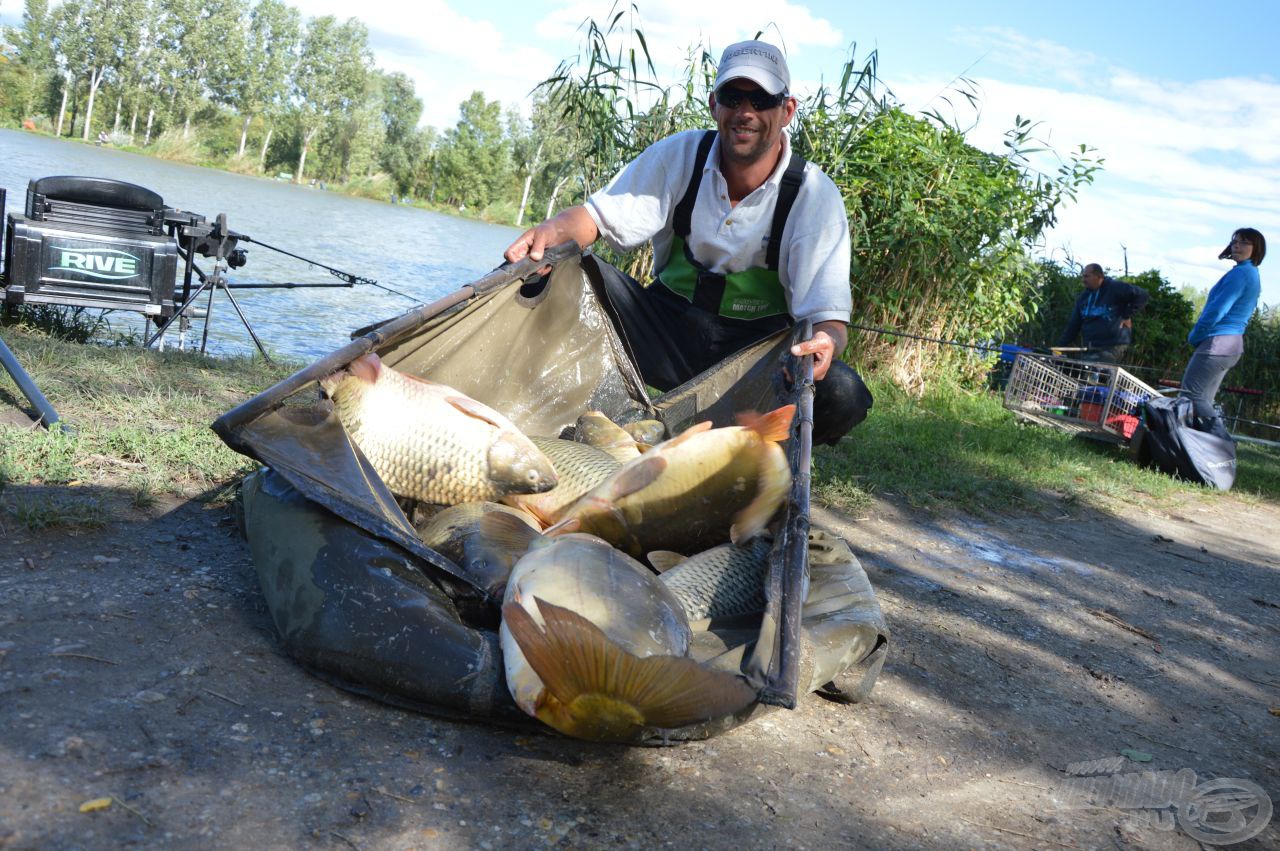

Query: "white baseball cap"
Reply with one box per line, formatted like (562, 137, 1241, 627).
(714, 41, 791, 96)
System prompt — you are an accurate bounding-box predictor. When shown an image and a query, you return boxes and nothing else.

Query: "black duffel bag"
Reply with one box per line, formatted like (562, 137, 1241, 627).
(1132, 395, 1236, 490)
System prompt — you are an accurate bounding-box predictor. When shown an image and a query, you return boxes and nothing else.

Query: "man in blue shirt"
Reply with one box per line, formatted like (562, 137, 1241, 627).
(1055, 263, 1149, 363)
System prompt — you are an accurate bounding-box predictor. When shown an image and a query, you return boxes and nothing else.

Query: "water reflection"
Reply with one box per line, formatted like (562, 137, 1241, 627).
(0, 129, 520, 361)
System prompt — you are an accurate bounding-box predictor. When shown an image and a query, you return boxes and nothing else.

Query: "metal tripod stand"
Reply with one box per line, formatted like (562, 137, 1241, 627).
(145, 211, 272, 362)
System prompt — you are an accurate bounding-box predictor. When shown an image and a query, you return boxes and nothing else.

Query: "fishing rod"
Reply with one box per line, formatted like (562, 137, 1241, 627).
(231, 234, 423, 303)
(848, 322, 1067, 355)
(221, 281, 354, 289)
(234, 234, 375, 285)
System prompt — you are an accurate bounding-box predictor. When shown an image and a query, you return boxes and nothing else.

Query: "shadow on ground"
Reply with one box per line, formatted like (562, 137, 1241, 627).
(0, 474, 1276, 850)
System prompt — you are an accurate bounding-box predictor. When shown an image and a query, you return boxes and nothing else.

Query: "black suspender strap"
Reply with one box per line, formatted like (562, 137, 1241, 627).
(765, 151, 806, 271)
(673, 130, 806, 271)
(673, 130, 716, 239)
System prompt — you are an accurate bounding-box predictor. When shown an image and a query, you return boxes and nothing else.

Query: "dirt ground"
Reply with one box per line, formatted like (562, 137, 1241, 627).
(0, 478, 1277, 850)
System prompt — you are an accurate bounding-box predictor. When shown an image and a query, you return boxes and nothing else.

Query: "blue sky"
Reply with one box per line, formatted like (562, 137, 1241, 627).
(272, 0, 1280, 307)
(4, 0, 1276, 307)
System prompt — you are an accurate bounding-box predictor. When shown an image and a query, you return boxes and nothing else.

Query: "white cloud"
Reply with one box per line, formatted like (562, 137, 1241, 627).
(952, 26, 1101, 90)
(536, 0, 845, 71)
(286, 0, 848, 128)
(893, 51, 1280, 307)
(290, 0, 563, 128)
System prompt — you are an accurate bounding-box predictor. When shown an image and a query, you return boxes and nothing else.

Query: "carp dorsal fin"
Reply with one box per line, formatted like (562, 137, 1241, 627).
(602, 455, 667, 501)
(502, 598, 758, 739)
(646, 551, 687, 573)
(735, 405, 795, 443)
(662, 420, 713, 449)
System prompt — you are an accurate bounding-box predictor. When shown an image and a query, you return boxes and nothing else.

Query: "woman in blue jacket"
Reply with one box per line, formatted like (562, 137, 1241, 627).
(1181, 228, 1264, 422)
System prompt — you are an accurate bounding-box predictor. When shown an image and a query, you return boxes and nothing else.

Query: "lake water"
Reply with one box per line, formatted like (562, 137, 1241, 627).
(0, 129, 521, 361)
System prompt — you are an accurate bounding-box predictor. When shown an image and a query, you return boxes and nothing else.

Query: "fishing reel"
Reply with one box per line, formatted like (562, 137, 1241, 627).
(166, 209, 248, 269)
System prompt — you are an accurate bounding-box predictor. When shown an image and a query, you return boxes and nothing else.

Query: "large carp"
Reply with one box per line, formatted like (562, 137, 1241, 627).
(320, 353, 557, 505)
(546, 406, 795, 557)
(503, 437, 620, 527)
(486, 514, 756, 742)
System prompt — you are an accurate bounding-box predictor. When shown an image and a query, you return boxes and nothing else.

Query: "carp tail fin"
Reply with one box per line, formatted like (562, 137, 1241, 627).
(502, 598, 757, 740)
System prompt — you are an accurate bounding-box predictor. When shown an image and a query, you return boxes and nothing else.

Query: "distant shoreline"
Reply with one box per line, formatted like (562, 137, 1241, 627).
(1, 126, 521, 231)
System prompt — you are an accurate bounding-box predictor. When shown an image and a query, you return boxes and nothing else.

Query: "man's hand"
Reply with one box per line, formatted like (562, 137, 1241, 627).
(1120, 318, 1133, 329)
(504, 221, 559, 266)
(790, 320, 848, 381)
(503, 206, 600, 265)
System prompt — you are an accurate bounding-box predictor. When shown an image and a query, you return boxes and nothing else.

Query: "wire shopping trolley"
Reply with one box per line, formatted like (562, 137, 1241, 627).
(1002, 353, 1160, 444)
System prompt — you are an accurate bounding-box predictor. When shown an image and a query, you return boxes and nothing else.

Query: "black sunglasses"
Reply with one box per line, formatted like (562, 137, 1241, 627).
(715, 87, 787, 111)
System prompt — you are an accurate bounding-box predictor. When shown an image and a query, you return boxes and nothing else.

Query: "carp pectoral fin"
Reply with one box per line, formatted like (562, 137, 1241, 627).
(646, 551, 688, 573)
(444, 394, 510, 429)
(540, 516, 583, 537)
(477, 511, 542, 556)
(347, 353, 382, 384)
(503, 599, 757, 738)
(501, 494, 552, 528)
(600, 455, 668, 501)
(729, 445, 792, 545)
(735, 404, 796, 443)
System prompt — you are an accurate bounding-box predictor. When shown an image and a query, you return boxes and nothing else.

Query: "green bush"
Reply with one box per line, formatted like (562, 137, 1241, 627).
(2, 305, 110, 344)
(151, 128, 205, 164)
(1123, 269, 1195, 374)
(538, 17, 1100, 389)
(828, 109, 1097, 385)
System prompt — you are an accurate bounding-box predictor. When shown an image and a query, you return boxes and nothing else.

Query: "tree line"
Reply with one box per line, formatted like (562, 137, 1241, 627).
(0, 0, 581, 223)
(2, 2, 1275, 428)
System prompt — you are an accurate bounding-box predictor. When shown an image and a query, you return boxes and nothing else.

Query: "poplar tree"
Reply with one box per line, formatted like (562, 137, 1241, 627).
(378, 71, 425, 196)
(290, 15, 371, 184)
(220, 0, 300, 158)
(49, 0, 86, 136)
(7, 0, 56, 120)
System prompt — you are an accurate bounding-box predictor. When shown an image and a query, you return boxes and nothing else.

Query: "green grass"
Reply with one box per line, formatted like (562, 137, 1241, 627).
(2, 324, 1275, 531)
(814, 376, 1280, 513)
(1235, 441, 1280, 500)
(0, 327, 298, 524)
